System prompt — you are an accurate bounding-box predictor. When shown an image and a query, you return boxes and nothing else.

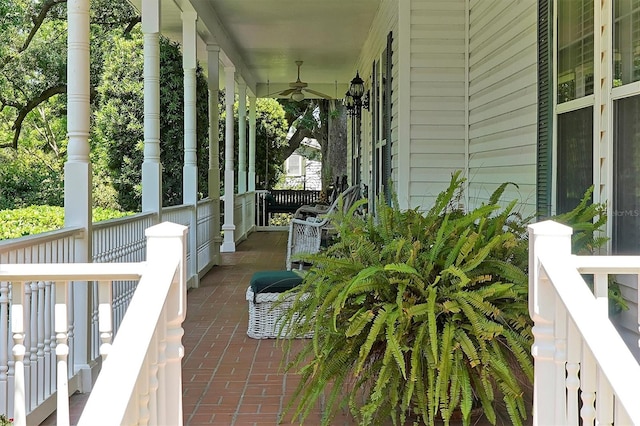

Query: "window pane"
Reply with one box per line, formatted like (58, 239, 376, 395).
(557, 107, 593, 214)
(613, 0, 640, 86)
(287, 155, 301, 175)
(614, 96, 640, 254)
(558, 0, 594, 102)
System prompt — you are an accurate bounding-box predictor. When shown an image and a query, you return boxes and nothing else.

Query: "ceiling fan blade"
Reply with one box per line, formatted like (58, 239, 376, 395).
(304, 88, 332, 99)
(278, 88, 296, 96)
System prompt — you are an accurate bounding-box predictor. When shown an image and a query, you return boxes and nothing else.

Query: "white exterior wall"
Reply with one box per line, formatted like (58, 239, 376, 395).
(406, 0, 467, 210)
(467, 0, 538, 216)
(353, 0, 398, 198)
(356, 0, 538, 214)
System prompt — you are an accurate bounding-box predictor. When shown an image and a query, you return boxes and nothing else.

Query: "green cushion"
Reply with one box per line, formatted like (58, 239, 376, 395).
(250, 270, 303, 294)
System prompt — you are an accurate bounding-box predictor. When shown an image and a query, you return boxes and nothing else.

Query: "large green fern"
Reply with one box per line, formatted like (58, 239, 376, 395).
(277, 171, 610, 426)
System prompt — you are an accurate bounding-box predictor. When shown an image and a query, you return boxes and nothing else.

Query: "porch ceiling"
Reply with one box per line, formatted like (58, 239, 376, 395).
(129, 0, 382, 99)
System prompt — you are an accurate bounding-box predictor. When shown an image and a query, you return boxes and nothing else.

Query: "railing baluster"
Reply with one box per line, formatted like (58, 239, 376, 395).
(37, 281, 45, 404)
(138, 355, 150, 425)
(23, 282, 32, 412)
(11, 281, 26, 426)
(67, 281, 74, 380)
(97, 280, 113, 359)
(44, 281, 54, 397)
(157, 308, 167, 423)
(54, 281, 70, 426)
(566, 319, 581, 425)
(596, 370, 613, 425)
(90, 281, 99, 361)
(579, 344, 596, 425)
(0, 281, 9, 415)
(29, 282, 39, 410)
(148, 331, 159, 426)
(165, 297, 184, 426)
(554, 300, 567, 425)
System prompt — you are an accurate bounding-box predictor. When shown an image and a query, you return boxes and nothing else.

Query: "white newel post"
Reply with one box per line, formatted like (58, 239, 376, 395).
(141, 0, 162, 217)
(221, 66, 236, 252)
(66, 0, 92, 393)
(527, 221, 573, 426)
(238, 83, 247, 194)
(145, 223, 188, 426)
(207, 45, 222, 264)
(182, 8, 199, 287)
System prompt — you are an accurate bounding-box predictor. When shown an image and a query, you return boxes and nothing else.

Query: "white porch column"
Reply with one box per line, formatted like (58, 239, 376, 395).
(207, 45, 222, 264)
(238, 82, 247, 193)
(221, 66, 236, 252)
(182, 8, 199, 287)
(248, 96, 256, 192)
(65, 0, 93, 393)
(65, 0, 92, 259)
(141, 0, 162, 216)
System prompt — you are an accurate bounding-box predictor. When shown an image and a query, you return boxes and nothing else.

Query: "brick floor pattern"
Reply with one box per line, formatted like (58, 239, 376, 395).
(180, 231, 355, 426)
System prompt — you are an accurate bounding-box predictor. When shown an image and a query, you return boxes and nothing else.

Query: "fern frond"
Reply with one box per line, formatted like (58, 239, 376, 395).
(355, 304, 391, 375)
(346, 308, 375, 337)
(385, 309, 406, 379)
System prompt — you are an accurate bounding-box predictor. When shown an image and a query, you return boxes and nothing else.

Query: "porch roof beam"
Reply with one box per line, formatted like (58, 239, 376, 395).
(190, 1, 257, 95)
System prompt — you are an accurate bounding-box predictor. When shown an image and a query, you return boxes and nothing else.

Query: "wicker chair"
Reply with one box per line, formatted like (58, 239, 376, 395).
(286, 185, 360, 270)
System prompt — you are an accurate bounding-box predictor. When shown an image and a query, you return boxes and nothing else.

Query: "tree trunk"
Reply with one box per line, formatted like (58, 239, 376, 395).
(325, 102, 347, 190)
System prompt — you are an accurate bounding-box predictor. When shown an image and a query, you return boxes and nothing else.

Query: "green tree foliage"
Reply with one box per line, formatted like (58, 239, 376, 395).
(0, 0, 293, 213)
(225, 96, 290, 189)
(0, 98, 66, 209)
(94, 29, 209, 211)
(0, 145, 63, 209)
(0, 0, 67, 150)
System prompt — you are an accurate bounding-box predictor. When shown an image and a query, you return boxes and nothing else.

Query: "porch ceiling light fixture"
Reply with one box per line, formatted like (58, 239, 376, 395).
(346, 71, 368, 116)
(344, 90, 356, 116)
(291, 91, 305, 102)
(348, 71, 365, 99)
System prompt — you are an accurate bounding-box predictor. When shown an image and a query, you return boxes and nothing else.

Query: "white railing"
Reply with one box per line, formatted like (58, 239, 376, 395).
(0, 227, 84, 423)
(91, 213, 157, 361)
(196, 198, 220, 277)
(233, 192, 255, 242)
(528, 221, 640, 425)
(1, 222, 187, 426)
(255, 190, 270, 228)
(163, 204, 196, 288)
(92, 212, 155, 263)
(0, 204, 220, 422)
(0, 227, 83, 265)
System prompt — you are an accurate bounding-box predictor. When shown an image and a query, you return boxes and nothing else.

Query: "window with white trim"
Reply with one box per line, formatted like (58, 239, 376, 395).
(551, 0, 640, 252)
(286, 154, 304, 176)
(555, 0, 595, 214)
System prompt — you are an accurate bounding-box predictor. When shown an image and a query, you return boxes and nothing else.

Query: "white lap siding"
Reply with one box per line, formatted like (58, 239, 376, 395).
(467, 0, 538, 216)
(407, 0, 467, 210)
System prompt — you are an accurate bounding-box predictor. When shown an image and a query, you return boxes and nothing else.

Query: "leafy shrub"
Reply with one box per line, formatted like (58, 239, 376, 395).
(0, 206, 132, 240)
(278, 172, 612, 426)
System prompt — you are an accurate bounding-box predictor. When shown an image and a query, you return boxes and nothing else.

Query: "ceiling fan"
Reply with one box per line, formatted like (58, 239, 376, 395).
(277, 61, 332, 101)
